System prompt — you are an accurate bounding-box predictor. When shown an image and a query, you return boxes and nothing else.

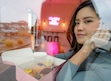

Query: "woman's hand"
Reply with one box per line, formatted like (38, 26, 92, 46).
(82, 30, 110, 53)
(90, 30, 110, 48)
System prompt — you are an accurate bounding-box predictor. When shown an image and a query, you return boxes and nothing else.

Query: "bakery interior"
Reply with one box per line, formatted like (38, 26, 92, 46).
(0, 0, 86, 81)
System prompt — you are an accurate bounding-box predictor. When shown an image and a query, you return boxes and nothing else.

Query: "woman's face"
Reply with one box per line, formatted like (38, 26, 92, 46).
(74, 7, 100, 44)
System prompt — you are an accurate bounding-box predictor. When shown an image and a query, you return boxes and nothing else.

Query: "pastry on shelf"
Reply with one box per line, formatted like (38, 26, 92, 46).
(3, 39, 15, 47)
(17, 38, 24, 45)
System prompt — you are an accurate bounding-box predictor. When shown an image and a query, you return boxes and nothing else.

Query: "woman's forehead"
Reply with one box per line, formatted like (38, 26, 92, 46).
(76, 7, 97, 19)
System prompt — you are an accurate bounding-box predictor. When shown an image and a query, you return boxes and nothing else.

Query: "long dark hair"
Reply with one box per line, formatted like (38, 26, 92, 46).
(67, 0, 98, 53)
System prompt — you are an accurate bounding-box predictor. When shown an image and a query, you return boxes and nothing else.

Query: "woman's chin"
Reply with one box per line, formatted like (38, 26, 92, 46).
(77, 40, 85, 44)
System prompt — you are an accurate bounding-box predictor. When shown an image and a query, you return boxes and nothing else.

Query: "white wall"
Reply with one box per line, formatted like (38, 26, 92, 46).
(0, 0, 45, 22)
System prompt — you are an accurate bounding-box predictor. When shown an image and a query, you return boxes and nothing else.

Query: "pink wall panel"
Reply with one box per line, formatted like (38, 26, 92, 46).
(41, 1, 80, 32)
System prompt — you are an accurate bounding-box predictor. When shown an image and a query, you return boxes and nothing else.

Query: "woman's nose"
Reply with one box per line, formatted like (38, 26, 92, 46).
(78, 23, 84, 30)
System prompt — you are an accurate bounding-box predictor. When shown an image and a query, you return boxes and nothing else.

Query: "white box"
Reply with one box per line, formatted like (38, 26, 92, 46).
(1, 47, 65, 70)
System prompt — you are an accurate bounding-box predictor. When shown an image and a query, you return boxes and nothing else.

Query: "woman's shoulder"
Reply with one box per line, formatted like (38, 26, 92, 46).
(55, 48, 74, 60)
(94, 48, 111, 64)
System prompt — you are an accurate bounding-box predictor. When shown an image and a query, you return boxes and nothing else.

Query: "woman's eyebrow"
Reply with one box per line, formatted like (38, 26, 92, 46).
(75, 16, 95, 21)
(83, 16, 95, 19)
(75, 19, 79, 21)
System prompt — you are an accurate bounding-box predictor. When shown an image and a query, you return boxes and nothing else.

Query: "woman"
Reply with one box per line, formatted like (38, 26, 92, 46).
(56, 0, 111, 81)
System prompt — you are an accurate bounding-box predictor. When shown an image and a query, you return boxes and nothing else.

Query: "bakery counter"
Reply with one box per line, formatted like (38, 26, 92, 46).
(0, 35, 32, 56)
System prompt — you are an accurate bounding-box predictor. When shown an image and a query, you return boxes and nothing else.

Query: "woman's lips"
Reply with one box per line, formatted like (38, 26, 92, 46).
(77, 34, 85, 38)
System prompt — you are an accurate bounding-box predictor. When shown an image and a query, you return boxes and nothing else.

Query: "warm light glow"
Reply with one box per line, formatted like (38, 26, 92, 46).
(43, 20, 46, 26)
(61, 21, 66, 29)
(62, 22, 66, 27)
(48, 17, 60, 26)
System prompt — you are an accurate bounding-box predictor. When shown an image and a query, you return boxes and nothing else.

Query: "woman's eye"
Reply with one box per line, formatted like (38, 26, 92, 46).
(75, 22, 79, 25)
(84, 20, 93, 24)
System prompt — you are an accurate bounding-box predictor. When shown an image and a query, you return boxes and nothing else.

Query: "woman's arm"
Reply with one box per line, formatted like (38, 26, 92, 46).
(56, 39, 95, 81)
(69, 45, 93, 66)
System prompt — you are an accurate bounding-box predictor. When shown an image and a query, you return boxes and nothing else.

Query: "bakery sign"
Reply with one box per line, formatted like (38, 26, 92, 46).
(48, 16, 60, 26)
